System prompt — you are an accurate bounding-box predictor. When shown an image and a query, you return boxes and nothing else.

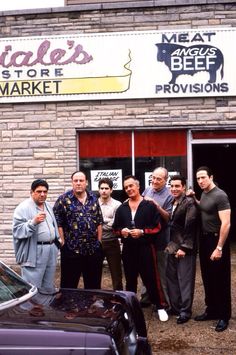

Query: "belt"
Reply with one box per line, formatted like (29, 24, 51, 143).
(37, 239, 55, 245)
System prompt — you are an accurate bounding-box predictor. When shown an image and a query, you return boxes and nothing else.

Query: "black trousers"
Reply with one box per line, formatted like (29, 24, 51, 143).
(199, 232, 231, 320)
(122, 240, 166, 309)
(60, 244, 103, 289)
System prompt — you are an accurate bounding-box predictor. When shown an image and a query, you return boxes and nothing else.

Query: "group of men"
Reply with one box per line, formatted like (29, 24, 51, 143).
(12, 166, 231, 332)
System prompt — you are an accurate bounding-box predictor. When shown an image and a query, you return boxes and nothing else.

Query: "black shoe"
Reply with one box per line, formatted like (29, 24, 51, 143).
(177, 316, 190, 324)
(215, 319, 228, 332)
(140, 293, 151, 308)
(167, 308, 179, 316)
(194, 312, 217, 321)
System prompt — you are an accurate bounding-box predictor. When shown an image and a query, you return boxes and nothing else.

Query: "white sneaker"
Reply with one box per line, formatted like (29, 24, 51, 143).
(157, 309, 169, 322)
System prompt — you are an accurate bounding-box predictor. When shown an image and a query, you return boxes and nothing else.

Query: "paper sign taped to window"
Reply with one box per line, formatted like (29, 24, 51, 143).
(91, 169, 122, 190)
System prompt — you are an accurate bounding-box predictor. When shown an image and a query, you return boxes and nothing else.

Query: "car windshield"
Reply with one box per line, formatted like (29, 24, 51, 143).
(0, 261, 37, 309)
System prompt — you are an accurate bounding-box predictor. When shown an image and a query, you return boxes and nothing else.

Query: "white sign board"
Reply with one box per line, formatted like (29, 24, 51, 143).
(0, 28, 235, 102)
(90, 169, 122, 191)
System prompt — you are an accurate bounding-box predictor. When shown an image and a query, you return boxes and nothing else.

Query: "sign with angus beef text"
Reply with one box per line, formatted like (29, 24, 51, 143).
(0, 28, 235, 102)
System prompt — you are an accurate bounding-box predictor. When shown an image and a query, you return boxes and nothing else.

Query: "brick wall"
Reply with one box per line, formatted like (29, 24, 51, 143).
(1, 2, 236, 264)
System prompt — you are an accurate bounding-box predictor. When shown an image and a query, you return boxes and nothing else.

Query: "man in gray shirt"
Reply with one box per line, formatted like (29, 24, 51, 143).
(13, 179, 60, 295)
(192, 166, 231, 332)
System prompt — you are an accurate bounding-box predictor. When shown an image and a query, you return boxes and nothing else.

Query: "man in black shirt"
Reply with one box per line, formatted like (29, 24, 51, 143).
(113, 175, 168, 322)
(166, 175, 198, 324)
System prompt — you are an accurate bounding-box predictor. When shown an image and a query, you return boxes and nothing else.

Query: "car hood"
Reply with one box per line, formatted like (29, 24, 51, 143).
(0, 288, 131, 334)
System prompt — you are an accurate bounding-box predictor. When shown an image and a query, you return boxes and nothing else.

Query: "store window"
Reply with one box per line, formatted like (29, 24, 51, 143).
(78, 130, 187, 201)
(134, 130, 187, 190)
(79, 131, 132, 201)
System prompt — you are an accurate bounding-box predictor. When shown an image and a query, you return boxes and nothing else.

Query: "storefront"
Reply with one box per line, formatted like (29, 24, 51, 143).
(1, 0, 236, 263)
(78, 128, 236, 240)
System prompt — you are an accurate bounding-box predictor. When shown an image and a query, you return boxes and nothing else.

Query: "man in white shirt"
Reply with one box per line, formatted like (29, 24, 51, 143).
(98, 178, 123, 290)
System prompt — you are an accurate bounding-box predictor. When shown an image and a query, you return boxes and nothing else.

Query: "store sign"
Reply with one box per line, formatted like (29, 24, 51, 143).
(0, 28, 235, 102)
(90, 169, 122, 191)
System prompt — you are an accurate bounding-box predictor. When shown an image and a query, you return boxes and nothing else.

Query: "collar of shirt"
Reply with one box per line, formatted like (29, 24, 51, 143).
(68, 189, 96, 203)
(99, 197, 112, 206)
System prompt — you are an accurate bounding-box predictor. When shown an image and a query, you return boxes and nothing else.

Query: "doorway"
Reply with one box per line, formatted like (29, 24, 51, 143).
(192, 143, 236, 241)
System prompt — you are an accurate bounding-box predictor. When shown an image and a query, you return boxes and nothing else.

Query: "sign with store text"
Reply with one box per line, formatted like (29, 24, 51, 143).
(91, 169, 122, 191)
(0, 28, 235, 102)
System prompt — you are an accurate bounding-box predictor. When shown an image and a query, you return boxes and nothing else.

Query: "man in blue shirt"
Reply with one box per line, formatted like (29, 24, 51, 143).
(141, 167, 173, 309)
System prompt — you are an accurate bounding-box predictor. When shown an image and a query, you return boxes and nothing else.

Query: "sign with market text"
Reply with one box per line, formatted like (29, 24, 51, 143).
(0, 28, 235, 102)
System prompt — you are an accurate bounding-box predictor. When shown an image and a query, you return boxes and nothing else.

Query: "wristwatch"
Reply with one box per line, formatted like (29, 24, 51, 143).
(216, 246, 222, 251)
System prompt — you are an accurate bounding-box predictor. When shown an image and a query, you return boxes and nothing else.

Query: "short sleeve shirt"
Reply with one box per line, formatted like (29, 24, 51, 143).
(200, 186, 230, 233)
(53, 190, 103, 255)
(142, 185, 173, 249)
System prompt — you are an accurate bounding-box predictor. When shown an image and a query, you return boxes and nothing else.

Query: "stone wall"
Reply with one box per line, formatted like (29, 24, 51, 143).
(1, 1, 236, 264)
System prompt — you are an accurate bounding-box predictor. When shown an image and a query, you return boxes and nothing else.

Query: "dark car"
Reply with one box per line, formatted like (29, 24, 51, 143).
(0, 261, 152, 354)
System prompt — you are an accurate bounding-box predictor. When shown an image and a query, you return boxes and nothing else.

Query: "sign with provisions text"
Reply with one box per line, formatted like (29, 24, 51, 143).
(0, 28, 235, 102)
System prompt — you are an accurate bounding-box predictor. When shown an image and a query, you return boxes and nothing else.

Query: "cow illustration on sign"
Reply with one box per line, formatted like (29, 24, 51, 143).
(156, 43, 224, 84)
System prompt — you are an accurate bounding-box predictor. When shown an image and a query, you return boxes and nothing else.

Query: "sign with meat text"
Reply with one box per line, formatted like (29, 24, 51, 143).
(0, 28, 235, 102)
